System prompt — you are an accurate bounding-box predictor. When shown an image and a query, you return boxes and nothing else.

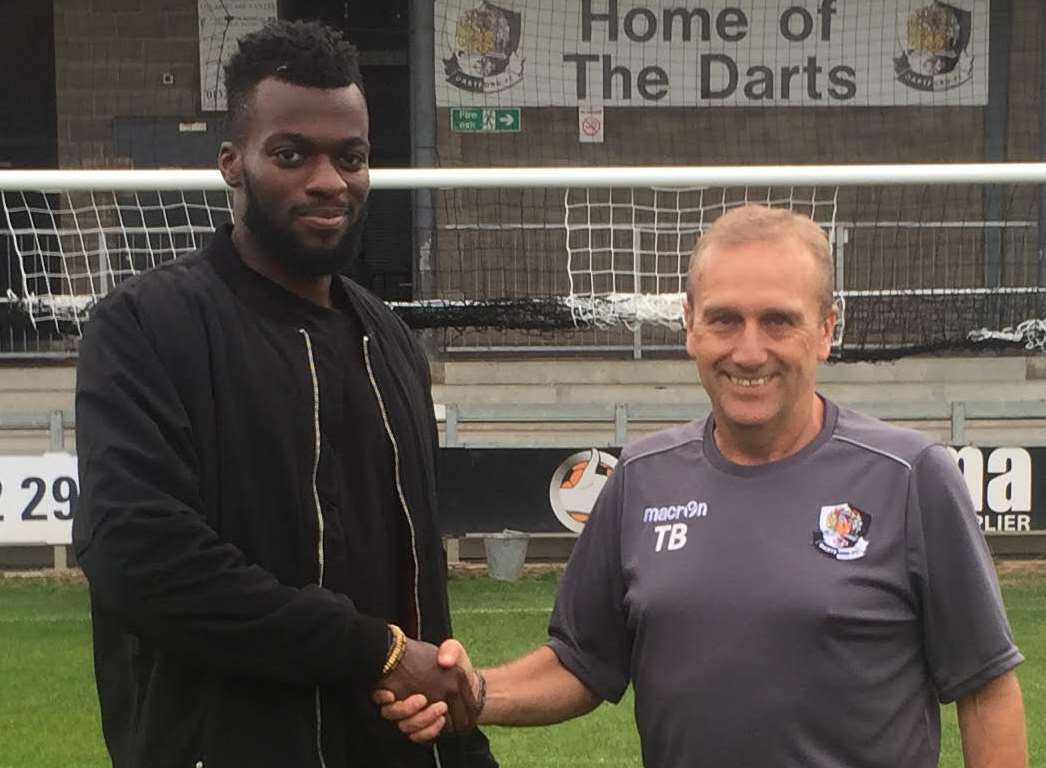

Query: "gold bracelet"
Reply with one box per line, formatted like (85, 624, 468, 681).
(475, 670, 487, 715)
(382, 625, 406, 675)
(382, 624, 407, 675)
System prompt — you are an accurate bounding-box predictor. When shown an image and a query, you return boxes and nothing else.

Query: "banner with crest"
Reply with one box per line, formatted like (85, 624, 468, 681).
(434, 1, 989, 107)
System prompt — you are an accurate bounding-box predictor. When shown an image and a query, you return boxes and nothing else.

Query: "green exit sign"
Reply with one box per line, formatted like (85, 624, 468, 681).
(451, 108, 521, 133)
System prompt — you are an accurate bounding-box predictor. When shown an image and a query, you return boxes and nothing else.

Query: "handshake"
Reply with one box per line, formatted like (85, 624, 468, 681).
(371, 625, 482, 742)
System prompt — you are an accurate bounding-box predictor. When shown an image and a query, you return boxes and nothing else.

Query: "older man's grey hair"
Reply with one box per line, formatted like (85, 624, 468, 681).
(686, 205, 835, 318)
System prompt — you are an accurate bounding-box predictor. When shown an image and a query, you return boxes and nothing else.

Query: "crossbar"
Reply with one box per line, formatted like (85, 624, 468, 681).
(4, 163, 1046, 192)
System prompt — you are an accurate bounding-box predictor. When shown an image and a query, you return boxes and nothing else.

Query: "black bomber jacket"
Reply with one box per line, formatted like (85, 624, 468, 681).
(73, 224, 495, 768)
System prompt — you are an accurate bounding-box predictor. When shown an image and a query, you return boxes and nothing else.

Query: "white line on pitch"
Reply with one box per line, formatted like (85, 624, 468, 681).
(0, 615, 89, 623)
(454, 607, 552, 615)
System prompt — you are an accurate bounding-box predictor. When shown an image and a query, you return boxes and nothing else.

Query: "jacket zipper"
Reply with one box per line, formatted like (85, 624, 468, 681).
(299, 328, 328, 768)
(362, 335, 423, 635)
(362, 335, 442, 767)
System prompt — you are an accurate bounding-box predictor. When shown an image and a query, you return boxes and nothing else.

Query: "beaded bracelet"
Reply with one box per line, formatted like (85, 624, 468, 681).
(475, 670, 488, 715)
(382, 624, 407, 675)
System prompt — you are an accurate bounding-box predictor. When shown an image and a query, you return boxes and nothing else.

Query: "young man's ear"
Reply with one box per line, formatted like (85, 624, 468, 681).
(218, 142, 243, 188)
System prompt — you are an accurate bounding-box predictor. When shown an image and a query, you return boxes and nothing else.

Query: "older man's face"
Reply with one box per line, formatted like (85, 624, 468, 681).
(684, 236, 836, 442)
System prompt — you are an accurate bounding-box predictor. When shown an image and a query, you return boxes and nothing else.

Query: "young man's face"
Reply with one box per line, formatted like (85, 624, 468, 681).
(683, 236, 836, 442)
(220, 77, 370, 276)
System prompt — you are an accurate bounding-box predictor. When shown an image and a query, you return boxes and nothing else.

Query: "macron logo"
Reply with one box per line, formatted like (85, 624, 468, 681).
(643, 500, 708, 553)
(642, 500, 708, 523)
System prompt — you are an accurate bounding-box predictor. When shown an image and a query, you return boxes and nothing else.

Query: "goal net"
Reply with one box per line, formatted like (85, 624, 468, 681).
(1, 186, 231, 335)
(1, 165, 1045, 360)
(562, 185, 838, 330)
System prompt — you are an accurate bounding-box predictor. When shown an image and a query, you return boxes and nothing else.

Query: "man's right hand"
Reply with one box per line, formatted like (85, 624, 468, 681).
(377, 643, 603, 738)
(376, 638, 480, 735)
(373, 639, 480, 742)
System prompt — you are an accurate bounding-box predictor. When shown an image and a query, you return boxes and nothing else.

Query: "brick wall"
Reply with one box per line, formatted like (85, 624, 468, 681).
(1006, 0, 1042, 162)
(44, 0, 1045, 355)
(51, 0, 1041, 169)
(53, 0, 198, 168)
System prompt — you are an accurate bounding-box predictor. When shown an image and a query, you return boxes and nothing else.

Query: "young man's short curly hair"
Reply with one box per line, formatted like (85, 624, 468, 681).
(223, 19, 365, 139)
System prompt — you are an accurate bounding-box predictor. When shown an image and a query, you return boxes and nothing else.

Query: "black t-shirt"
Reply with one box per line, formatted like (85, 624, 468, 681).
(204, 252, 433, 766)
(224, 259, 411, 619)
(291, 280, 433, 767)
(309, 279, 411, 630)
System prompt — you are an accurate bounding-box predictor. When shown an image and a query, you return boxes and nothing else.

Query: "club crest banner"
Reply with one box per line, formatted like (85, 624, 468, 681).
(434, 0, 989, 107)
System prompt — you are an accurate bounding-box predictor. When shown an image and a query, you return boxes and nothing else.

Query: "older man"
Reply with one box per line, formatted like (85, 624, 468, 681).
(376, 205, 1027, 768)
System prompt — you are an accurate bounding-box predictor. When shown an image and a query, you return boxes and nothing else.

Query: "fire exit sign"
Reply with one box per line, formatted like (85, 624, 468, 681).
(450, 108, 521, 133)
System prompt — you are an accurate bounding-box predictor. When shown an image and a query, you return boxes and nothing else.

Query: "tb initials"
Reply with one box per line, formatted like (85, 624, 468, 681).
(653, 523, 688, 552)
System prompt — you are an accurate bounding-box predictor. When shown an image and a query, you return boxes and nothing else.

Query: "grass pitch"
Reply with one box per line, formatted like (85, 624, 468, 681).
(0, 566, 1042, 767)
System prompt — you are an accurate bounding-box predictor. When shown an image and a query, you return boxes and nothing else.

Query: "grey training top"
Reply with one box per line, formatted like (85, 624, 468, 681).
(548, 398, 1022, 768)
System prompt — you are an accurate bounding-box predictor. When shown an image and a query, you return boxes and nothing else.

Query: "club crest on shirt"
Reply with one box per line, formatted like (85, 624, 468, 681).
(813, 503, 871, 561)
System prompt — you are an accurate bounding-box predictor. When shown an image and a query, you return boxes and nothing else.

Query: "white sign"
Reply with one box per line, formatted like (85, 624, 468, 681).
(198, 0, 277, 112)
(578, 104, 605, 142)
(949, 445, 1033, 533)
(0, 453, 78, 545)
(435, 0, 989, 107)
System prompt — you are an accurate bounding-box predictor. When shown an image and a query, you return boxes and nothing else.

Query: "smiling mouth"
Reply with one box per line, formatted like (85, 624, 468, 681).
(727, 374, 771, 388)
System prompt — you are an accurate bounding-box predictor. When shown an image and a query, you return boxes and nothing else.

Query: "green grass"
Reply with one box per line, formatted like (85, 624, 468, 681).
(0, 567, 1043, 768)
(0, 579, 104, 768)
(451, 571, 642, 767)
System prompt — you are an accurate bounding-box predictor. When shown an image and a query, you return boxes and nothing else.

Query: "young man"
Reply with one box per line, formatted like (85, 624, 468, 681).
(377, 205, 1028, 768)
(74, 20, 495, 768)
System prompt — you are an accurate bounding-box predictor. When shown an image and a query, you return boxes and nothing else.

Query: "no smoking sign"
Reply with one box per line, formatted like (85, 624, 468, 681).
(578, 105, 604, 144)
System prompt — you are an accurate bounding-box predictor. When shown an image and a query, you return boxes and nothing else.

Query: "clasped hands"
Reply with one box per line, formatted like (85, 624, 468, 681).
(372, 637, 481, 742)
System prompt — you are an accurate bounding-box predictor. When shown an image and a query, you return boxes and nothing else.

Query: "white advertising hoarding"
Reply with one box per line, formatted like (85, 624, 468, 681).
(0, 453, 78, 546)
(0, 440, 1039, 547)
(435, 0, 989, 107)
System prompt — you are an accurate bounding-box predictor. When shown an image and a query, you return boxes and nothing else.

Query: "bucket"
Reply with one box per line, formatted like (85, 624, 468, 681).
(483, 529, 530, 581)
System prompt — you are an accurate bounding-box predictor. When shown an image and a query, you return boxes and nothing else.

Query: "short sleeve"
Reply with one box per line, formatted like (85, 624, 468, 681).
(907, 445, 1023, 702)
(546, 465, 631, 703)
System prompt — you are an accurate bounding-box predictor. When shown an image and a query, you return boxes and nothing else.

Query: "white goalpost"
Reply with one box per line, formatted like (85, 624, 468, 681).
(2, 163, 1046, 355)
